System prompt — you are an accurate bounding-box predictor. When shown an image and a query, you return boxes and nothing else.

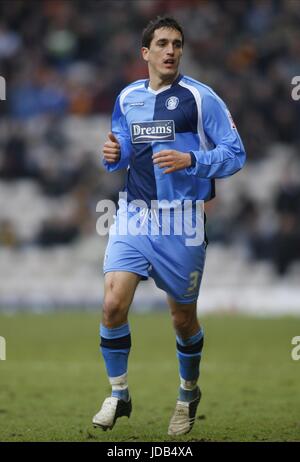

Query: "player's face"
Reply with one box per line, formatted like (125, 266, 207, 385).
(142, 27, 183, 81)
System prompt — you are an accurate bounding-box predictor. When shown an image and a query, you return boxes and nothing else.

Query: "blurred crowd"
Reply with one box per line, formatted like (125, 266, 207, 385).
(0, 0, 300, 276)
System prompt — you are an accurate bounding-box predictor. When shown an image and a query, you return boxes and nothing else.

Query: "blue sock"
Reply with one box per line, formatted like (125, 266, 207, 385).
(100, 323, 131, 401)
(176, 328, 204, 402)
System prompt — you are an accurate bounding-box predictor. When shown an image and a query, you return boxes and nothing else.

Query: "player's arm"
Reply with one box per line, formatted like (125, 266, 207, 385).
(153, 94, 246, 177)
(102, 95, 131, 172)
(152, 149, 192, 174)
(184, 93, 246, 179)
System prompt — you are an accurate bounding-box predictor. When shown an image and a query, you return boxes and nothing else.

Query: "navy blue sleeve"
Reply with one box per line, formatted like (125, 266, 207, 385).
(186, 93, 246, 179)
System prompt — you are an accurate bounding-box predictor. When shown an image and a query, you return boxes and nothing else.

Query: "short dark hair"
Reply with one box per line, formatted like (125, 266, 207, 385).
(142, 16, 184, 48)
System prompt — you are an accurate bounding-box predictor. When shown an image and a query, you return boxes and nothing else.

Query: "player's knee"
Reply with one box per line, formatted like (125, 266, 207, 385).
(102, 293, 128, 327)
(173, 318, 192, 337)
(171, 310, 197, 337)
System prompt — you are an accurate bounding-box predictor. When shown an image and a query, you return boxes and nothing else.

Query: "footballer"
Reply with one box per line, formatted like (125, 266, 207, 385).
(93, 16, 246, 435)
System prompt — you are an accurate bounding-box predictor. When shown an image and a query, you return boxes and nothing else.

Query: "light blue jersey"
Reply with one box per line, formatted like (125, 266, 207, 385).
(102, 74, 246, 302)
(104, 73, 246, 207)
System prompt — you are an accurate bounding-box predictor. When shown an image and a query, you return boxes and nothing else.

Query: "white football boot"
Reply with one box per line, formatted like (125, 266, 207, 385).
(92, 396, 132, 431)
(168, 387, 201, 436)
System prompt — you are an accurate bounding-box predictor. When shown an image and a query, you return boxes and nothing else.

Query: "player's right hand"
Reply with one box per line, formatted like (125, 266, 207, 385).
(103, 132, 121, 163)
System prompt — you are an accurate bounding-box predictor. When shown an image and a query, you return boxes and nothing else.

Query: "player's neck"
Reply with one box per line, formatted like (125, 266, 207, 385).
(148, 71, 179, 91)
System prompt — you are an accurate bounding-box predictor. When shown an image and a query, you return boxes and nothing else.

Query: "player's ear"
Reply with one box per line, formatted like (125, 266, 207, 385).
(141, 47, 149, 62)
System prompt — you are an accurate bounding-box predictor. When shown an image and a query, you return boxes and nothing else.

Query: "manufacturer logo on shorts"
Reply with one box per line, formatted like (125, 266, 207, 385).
(130, 120, 175, 143)
(166, 96, 179, 110)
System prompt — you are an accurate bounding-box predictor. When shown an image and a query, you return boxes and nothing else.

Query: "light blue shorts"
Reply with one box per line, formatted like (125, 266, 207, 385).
(103, 202, 207, 303)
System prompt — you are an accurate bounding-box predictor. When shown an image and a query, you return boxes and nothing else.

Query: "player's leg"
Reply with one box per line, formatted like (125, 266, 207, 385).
(101, 270, 140, 400)
(102, 270, 140, 327)
(167, 297, 204, 435)
(168, 297, 203, 399)
(93, 271, 141, 430)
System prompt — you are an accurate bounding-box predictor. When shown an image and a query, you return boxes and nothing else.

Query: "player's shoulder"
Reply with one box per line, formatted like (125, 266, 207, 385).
(118, 79, 147, 99)
(180, 75, 222, 102)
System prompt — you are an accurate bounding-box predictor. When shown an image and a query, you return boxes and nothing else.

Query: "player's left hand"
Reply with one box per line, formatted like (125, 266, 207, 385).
(152, 150, 192, 174)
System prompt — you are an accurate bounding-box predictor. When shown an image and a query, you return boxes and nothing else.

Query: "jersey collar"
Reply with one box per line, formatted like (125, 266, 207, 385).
(145, 73, 183, 94)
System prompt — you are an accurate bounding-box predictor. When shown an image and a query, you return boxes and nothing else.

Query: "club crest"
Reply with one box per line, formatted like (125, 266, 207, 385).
(166, 96, 179, 110)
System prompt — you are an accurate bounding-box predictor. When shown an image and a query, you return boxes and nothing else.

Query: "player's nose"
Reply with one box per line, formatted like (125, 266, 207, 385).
(166, 44, 175, 55)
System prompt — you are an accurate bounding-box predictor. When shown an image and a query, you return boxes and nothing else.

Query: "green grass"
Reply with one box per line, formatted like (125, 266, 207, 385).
(0, 312, 299, 442)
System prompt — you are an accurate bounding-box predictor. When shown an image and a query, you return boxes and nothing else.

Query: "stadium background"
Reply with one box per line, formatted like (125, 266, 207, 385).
(0, 0, 300, 442)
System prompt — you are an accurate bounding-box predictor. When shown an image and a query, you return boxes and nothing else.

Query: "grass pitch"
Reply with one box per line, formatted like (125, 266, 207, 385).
(0, 312, 299, 442)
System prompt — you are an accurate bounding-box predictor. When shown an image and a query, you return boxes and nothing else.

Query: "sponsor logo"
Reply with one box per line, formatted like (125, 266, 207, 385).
(129, 102, 144, 106)
(130, 120, 175, 143)
(166, 96, 179, 110)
